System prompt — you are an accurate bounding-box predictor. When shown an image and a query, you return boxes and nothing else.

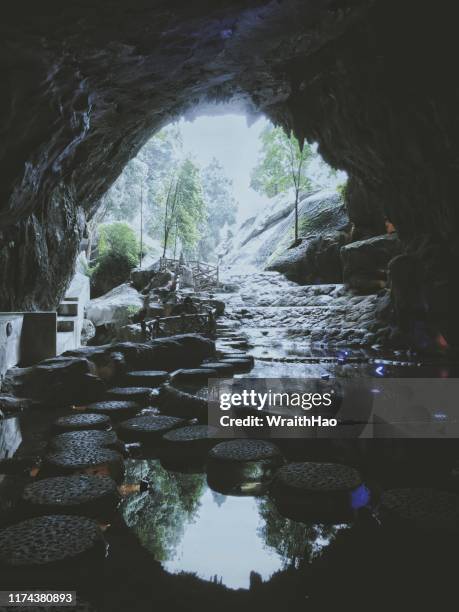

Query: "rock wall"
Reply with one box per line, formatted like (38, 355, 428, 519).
(1, 1, 459, 348)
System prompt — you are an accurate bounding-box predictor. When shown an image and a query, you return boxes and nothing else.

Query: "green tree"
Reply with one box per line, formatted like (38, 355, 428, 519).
(90, 222, 140, 296)
(251, 125, 314, 243)
(150, 158, 206, 259)
(197, 157, 237, 261)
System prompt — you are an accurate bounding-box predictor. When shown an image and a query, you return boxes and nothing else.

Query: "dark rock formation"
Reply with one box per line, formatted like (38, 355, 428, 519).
(341, 233, 401, 293)
(1, 1, 459, 347)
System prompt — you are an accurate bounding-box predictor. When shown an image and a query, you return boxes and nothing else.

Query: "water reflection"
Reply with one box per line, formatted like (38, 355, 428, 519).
(121, 459, 348, 589)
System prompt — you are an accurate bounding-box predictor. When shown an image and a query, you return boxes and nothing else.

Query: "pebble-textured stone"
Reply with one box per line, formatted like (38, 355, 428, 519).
(50, 430, 119, 452)
(171, 368, 218, 385)
(219, 358, 254, 372)
(163, 425, 220, 444)
(105, 387, 153, 404)
(0, 515, 104, 567)
(380, 488, 459, 531)
(274, 462, 362, 493)
(86, 400, 140, 420)
(124, 370, 169, 387)
(21, 475, 119, 517)
(119, 415, 184, 443)
(53, 413, 111, 433)
(44, 447, 125, 482)
(209, 440, 283, 464)
(200, 362, 235, 375)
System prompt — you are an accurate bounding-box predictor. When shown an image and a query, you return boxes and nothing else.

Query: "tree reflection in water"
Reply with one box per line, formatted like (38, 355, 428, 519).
(121, 459, 206, 561)
(256, 497, 349, 568)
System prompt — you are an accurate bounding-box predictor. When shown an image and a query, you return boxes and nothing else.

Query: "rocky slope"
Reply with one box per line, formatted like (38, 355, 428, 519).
(219, 189, 349, 282)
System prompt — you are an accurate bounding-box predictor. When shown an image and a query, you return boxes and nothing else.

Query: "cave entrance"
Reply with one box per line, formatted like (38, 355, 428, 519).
(86, 107, 344, 298)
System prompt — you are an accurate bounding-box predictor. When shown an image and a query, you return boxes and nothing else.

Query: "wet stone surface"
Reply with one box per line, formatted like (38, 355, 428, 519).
(21, 475, 119, 517)
(119, 415, 185, 443)
(52, 413, 111, 432)
(0, 515, 104, 567)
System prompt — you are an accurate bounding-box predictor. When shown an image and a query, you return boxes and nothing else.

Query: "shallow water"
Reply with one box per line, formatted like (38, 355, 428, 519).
(120, 459, 351, 590)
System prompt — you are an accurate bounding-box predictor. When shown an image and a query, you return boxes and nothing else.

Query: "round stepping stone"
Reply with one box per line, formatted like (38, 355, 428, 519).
(52, 413, 111, 433)
(105, 387, 152, 405)
(0, 515, 105, 568)
(379, 488, 459, 532)
(50, 430, 119, 452)
(171, 368, 218, 386)
(272, 462, 362, 522)
(161, 425, 220, 459)
(44, 447, 125, 482)
(201, 362, 235, 375)
(118, 415, 185, 444)
(220, 358, 254, 372)
(21, 475, 119, 519)
(86, 400, 141, 421)
(125, 370, 169, 387)
(207, 440, 284, 495)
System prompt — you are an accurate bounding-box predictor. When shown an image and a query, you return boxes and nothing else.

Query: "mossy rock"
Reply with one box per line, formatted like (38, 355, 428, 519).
(44, 447, 125, 482)
(201, 362, 235, 375)
(21, 475, 119, 519)
(124, 370, 169, 387)
(105, 387, 153, 405)
(171, 368, 218, 386)
(52, 413, 111, 433)
(118, 415, 185, 444)
(49, 429, 120, 452)
(0, 515, 105, 568)
(86, 400, 141, 420)
(271, 461, 362, 523)
(379, 488, 459, 532)
(207, 440, 284, 495)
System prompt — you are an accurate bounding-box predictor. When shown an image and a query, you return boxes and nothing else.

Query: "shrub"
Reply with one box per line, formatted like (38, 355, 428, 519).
(91, 222, 140, 297)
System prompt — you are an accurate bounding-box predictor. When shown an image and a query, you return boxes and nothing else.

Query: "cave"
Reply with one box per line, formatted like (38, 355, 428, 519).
(2, 1, 459, 609)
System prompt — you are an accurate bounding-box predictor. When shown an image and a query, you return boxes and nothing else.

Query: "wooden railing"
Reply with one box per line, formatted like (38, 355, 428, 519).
(159, 257, 219, 289)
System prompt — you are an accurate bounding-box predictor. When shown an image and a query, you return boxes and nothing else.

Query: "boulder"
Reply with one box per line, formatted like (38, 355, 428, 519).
(267, 231, 346, 284)
(81, 319, 96, 345)
(341, 233, 402, 293)
(130, 261, 160, 291)
(86, 283, 144, 328)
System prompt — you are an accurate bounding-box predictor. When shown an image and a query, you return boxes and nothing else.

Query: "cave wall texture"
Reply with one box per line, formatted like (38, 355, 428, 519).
(1, 0, 459, 348)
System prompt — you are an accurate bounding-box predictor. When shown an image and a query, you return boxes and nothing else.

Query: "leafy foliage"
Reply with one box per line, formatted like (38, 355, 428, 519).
(250, 125, 337, 198)
(91, 222, 140, 297)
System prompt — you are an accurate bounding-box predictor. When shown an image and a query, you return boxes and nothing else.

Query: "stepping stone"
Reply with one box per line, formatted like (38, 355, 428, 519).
(157, 385, 207, 419)
(0, 515, 105, 568)
(272, 462, 362, 522)
(171, 368, 218, 386)
(118, 415, 185, 444)
(162, 425, 220, 458)
(50, 429, 120, 452)
(44, 447, 125, 482)
(105, 387, 153, 405)
(220, 358, 254, 372)
(21, 475, 119, 519)
(379, 488, 459, 532)
(52, 413, 111, 433)
(220, 353, 254, 365)
(86, 400, 141, 420)
(201, 362, 235, 375)
(125, 370, 169, 387)
(207, 440, 284, 495)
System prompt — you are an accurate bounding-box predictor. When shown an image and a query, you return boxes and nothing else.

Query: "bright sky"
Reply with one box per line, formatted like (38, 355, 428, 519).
(178, 114, 270, 222)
